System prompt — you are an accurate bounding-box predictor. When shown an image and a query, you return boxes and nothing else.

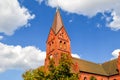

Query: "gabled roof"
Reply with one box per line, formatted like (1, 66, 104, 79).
(72, 57, 118, 76)
(52, 9, 64, 34)
(102, 59, 118, 76)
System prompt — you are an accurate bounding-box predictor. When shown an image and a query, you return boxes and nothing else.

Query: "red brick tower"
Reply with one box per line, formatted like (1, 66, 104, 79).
(45, 9, 71, 70)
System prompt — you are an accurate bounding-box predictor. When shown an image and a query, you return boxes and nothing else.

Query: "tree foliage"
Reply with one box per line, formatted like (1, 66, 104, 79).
(22, 53, 78, 80)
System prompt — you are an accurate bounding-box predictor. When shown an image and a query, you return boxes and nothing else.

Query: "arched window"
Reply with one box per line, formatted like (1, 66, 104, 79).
(59, 32, 64, 38)
(59, 41, 62, 49)
(51, 41, 54, 50)
(90, 76, 97, 80)
(49, 43, 51, 51)
(60, 41, 62, 43)
(52, 41, 54, 44)
(84, 77, 87, 80)
(63, 42, 67, 50)
(50, 54, 53, 59)
(49, 43, 51, 46)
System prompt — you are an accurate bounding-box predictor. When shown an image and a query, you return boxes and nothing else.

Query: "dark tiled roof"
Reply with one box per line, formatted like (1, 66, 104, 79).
(102, 59, 118, 76)
(52, 9, 63, 34)
(72, 57, 118, 76)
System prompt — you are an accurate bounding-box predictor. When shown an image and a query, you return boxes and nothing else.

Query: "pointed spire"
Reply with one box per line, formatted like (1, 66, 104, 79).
(52, 8, 64, 34)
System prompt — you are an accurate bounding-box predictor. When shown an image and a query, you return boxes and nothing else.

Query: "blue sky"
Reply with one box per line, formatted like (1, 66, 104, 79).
(0, 0, 120, 80)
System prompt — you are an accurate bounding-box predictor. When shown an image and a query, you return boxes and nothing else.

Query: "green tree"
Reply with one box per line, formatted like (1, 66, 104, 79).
(22, 70, 35, 80)
(22, 53, 78, 80)
(22, 66, 46, 80)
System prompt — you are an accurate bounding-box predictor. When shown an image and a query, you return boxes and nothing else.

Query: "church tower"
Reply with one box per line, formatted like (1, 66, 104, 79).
(45, 9, 71, 70)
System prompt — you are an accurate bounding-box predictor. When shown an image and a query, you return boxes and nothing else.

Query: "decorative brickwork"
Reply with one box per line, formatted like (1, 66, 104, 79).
(45, 9, 71, 71)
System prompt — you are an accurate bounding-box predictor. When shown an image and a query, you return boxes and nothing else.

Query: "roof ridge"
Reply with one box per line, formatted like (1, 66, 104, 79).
(102, 58, 117, 64)
(101, 59, 118, 76)
(72, 57, 99, 65)
(72, 57, 118, 76)
(99, 64, 108, 75)
(72, 57, 108, 76)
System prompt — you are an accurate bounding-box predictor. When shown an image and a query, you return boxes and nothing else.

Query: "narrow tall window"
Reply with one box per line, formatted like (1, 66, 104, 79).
(64, 42, 67, 50)
(50, 54, 53, 59)
(84, 77, 87, 80)
(51, 41, 54, 50)
(59, 41, 62, 49)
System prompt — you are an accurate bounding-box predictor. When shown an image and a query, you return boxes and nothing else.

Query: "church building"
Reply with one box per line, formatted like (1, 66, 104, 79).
(44, 9, 120, 80)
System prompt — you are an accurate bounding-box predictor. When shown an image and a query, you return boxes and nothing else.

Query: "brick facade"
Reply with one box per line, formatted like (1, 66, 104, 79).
(45, 10, 71, 71)
(44, 9, 120, 80)
(80, 72, 108, 80)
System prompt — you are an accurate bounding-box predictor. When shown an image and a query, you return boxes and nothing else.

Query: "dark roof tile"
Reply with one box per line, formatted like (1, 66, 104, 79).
(72, 57, 118, 76)
(52, 9, 63, 34)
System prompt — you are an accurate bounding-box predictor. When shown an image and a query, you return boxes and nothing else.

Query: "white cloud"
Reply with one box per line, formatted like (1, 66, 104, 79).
(0, 42, 46, 72)
(111, 49, 120, 59)
(45, 0, 120, 31)
(0, 42, 81, 72)
(36, 0, 43, 4)
(108, 11, 120, 31)
(0, 36, 3, 40)
(0, 41, 81, 72)
(72, 53, 80, 59)
(0, 0, 35, 35)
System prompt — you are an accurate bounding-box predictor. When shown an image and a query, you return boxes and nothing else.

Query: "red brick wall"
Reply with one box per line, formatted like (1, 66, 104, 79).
(79, 72, 120, 80)
(109, 75, 120, 80)
(79, 72, 108, 80)
(45, 27, 71, 71)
